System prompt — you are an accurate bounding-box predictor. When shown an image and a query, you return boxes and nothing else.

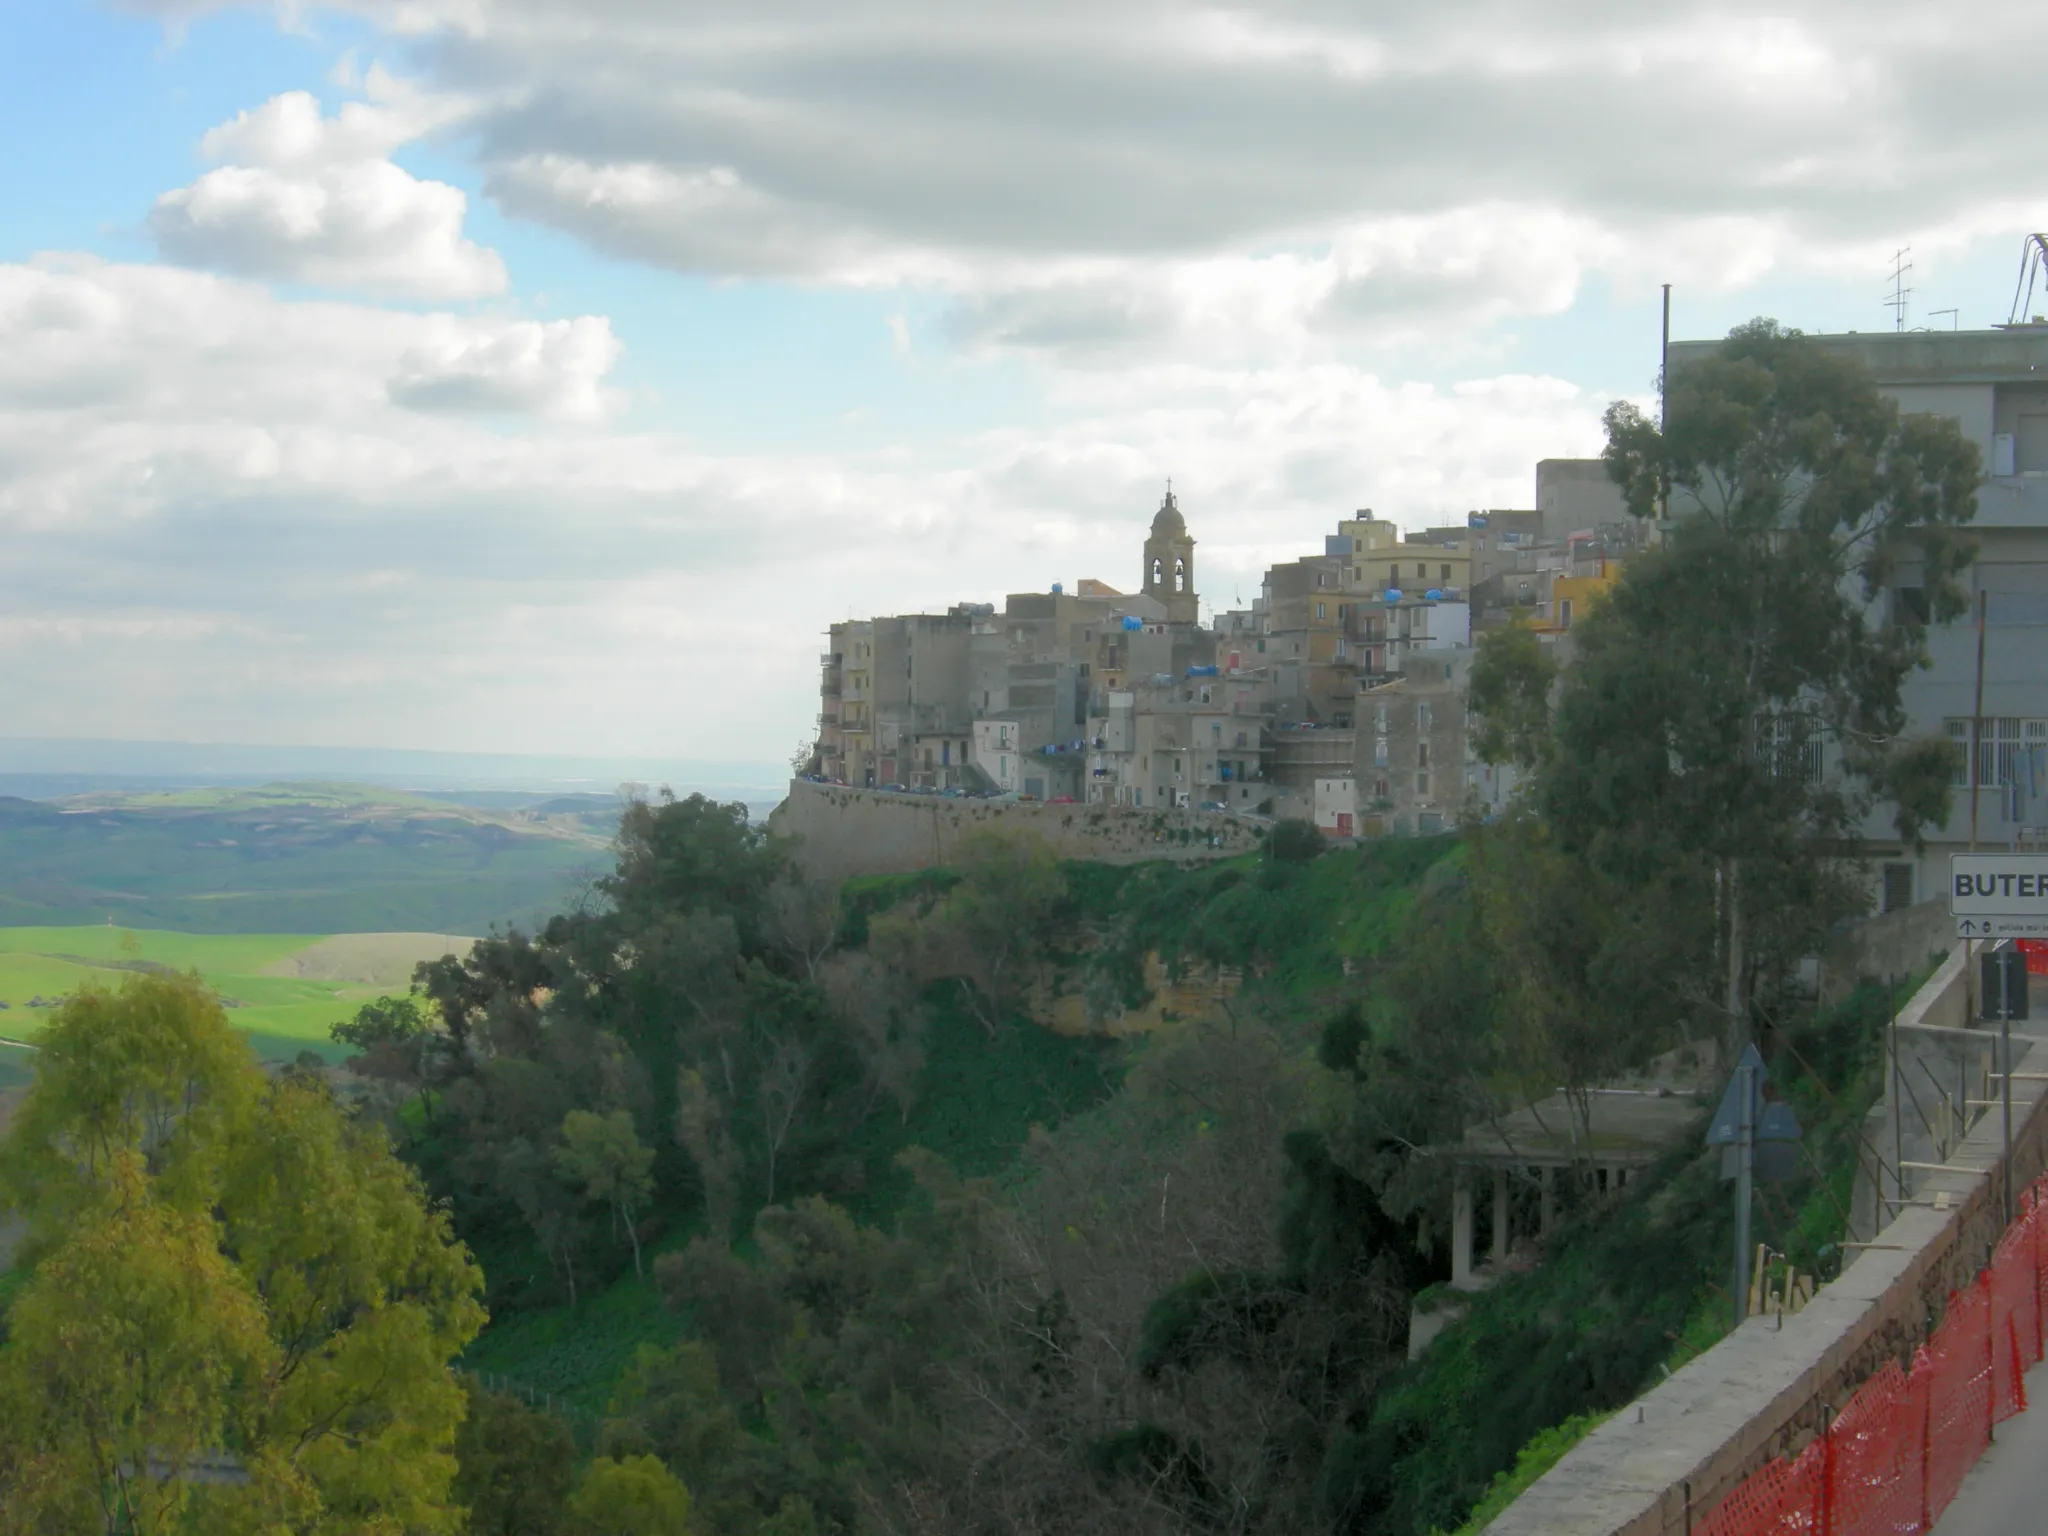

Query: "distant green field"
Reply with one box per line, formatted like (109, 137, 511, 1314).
(0, 926, 471, 1062)
(0, 780, 607, 935)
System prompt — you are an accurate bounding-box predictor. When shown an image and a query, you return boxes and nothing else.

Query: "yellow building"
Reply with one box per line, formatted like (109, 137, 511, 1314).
(1539, 563, 1624, 634)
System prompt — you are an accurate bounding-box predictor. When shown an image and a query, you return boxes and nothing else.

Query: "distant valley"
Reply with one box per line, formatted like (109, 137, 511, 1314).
(0, 781, 618, 935)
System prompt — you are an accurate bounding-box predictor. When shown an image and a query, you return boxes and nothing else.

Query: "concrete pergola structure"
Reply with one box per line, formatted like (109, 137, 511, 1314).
(1440, 1089, 1709, 1288)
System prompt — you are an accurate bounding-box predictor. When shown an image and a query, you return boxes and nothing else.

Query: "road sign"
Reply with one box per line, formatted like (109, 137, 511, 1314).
(1956, 916, 2048, 939)
(1950, 854, 2048, 918)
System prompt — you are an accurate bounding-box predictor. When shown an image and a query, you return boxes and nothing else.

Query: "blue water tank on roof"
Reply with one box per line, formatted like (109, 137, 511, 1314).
(1425, 588, 1444, 601)
(1384, 588, 1403, 604)
(1122, 616, 1143, 631)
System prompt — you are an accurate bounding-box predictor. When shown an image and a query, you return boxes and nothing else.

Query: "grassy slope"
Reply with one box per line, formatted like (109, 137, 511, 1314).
(462, 840, 1452, 1412)
(0, 926, 469, 1060)
(0, 782, 605, 935)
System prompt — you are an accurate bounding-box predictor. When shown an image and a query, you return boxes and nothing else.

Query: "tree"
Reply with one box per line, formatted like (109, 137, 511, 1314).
(1466, 620, 1558, 775)
(332, 991, 439, 1126)
(1561, 320, 1978, 1048)
(1267, 818, 1326, 864)
(557, 1108, 657, 1276)
(0, 973, 485, 1530)
(0, 1161, 272, 1535)
(567, 1456, 696, 1536)
(452, 1380, 576, 1536)
(869, 829, 1066, 1037)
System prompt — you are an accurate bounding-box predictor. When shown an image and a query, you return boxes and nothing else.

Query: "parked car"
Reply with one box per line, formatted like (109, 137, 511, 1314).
(1199, 800, 1228, 812)
(1048, 795, 1076, 804)
(880, 783, 907, 794)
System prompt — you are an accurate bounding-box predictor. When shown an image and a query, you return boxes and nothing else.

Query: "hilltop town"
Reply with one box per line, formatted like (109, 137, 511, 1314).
(809, 323, 2048, 923)
(807, 459, 1631, 839)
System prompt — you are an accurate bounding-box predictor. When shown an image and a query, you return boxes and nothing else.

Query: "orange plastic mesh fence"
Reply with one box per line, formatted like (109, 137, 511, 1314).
(1685, 1176, 2048, 1536)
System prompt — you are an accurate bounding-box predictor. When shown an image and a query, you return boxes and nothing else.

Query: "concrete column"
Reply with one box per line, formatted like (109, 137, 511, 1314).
(1492, 1167, 1510, 1265)
(1540, 1165, 1556, 1238)
(1452, 1169, 1474, 1287)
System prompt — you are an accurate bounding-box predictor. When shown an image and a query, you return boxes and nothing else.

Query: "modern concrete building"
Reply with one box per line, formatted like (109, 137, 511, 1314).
(1666, 325, 2048, 909)
(1536, 457, 1630, 542)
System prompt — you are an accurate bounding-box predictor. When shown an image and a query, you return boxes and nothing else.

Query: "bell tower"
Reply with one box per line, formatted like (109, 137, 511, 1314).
(1141, 485, 1199, 624)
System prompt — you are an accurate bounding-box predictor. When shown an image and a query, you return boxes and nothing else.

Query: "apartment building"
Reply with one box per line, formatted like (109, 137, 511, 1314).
(1665, 325, 2048, 910)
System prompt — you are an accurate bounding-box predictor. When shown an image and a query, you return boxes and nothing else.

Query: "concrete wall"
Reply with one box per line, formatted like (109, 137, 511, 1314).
(1816, 898, 1957, 1008)
(1484, 947, 2048, 1536)
(768, 779, 1264, 886)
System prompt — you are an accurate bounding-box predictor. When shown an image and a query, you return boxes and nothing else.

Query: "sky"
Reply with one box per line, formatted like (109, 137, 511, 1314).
(2, 0, 2041, 765)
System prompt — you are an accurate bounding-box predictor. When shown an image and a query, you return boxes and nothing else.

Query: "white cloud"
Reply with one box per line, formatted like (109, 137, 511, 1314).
(157, 0, 2016, 364)
(0, 253, 1610, 754)
(150, 77, 503, 300)
(388, 314, 620, 418)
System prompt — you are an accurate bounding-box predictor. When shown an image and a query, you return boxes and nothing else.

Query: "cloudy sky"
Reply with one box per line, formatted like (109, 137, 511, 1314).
(2, 1, 2037, 764)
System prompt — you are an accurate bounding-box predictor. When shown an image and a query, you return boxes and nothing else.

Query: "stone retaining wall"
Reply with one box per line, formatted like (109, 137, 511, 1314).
(1484, 946, 2048, 1536)
(767, 779, 1265, 885)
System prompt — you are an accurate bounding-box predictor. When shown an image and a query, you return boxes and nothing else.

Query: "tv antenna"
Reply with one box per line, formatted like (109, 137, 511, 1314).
(1884, 248, 1912, 332)
(1927, 308, 1959, 331)
(2007, 233, 2048, 326)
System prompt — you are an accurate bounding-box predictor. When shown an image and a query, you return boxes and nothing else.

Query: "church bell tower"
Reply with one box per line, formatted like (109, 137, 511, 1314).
(1141, 486, 1199, 624)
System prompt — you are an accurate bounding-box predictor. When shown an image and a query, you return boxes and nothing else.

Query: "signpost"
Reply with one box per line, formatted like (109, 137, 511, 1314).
(1707, 1045, 1803, 1327)
(1981, 946, 2033, 1222)
(1950, 854, 2048, 939)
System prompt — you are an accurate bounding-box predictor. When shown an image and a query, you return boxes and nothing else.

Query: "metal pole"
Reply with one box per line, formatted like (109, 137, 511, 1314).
(1735, 1059, 1756, 1330)
(1970, 588, 1988, 1018)
(1660, 285, 1672, 540)
(1892, 973, 1905, 1223)
(2003, 951, 2015, 1225)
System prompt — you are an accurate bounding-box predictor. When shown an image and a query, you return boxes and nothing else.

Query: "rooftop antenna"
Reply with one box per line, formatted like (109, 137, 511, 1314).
(1884, 247, 1912, 332)
(1928, 308, 1959, 331)
(2007, 234, 2048, 326)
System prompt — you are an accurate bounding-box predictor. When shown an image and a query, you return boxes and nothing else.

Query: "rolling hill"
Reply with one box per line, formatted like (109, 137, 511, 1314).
(0, 782, 612, 934)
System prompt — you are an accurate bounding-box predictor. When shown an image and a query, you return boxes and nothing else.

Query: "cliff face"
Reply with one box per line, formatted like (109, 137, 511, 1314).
(767, 780, 1264, 886)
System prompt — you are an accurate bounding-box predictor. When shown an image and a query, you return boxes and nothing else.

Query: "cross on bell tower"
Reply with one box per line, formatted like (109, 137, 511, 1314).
(1141, 484, 1199, 624)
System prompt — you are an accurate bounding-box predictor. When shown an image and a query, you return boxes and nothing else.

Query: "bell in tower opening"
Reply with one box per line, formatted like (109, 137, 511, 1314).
(1141, 485, 1199, 624)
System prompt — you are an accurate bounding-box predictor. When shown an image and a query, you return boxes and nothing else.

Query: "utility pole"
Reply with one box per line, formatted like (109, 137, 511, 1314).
(1970, 589, 1988, 1016)
(1733, 1056, 1755, 1330)
(1983, 945, 2030, 1224)
(1659, 284, 1672, 542)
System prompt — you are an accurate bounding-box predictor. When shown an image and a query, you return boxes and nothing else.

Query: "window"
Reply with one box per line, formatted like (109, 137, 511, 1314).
(1373, 737, 1388, 767)
(1315, 602, 1326, 620)
(2020, 415, 2048, 474)
(1389, 566, 1399, 585)
(1416, 771, 1430, 796)
(1559, 598, 1574, 630)
(1881, 863, 1915, 915)
(1943, 717, 2045, 787)
(1416, 563, 1426, 579)
(1947, 720, 1972, 786)
(1441, 564, 1452, 581)
(1756, 713, 1823, 785)
(1374, 703, 1388, 732)
(1418, 741, 1431, 768)
(1418, 701, 1433, 730)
